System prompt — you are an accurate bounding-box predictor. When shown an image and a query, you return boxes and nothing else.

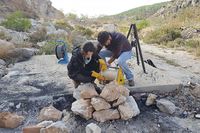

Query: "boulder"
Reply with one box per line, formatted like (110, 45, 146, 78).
(0, 112, 24, 129)
(40, 121, 68, 133)
(100, 80, 130, 102)
(86, 123, 101, 133)
(126, 96, 140, 117)
(156, 99, 176, 114)
(23, 125, 45, 133)
(118, 102, 134, 120)
(38, 106, 63, 122)
(81, 88, 99, 99)
(113, 95, 126, 107)
(93, 109, 120, 122)
(91, 97, 111, 111)
(71, 99, 94, 120)
(103, 24, 118, 32)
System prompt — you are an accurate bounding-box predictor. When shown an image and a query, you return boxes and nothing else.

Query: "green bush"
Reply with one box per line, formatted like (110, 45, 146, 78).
(75, 25, 94, 36)
(29, 27, 47, 43)
(166, 38, 185, 48)
(143, 26, 181, 44)
(185, 39, 200, 48)
(136, 20, 150, 31)
(2, 11, 31, 32)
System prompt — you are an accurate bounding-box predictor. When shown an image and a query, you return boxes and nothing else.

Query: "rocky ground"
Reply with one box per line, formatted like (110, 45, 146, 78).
(0, 43, 200, 133)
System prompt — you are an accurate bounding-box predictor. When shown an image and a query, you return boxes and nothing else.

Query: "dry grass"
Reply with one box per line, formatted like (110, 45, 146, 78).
(0, 41, 15, 60)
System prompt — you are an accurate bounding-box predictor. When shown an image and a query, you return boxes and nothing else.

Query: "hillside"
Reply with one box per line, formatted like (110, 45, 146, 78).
(113, 1, 170, 20)
(0, 0, 64, 19)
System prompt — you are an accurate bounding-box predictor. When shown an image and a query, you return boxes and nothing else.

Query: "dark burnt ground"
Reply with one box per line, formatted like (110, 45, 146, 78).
(1, 85, 200, 133)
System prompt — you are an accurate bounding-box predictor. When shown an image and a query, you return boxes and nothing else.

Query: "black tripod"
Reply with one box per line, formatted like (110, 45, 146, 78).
(127, 24, 146, 73)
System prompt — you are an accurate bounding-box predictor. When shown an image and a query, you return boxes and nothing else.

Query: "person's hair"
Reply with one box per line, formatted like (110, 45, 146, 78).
(81, 41, 96, 57)
(98, 31, 109, 45)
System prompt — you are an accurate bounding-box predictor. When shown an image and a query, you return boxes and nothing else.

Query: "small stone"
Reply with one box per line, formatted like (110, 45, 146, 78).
(133, 94, 138, 98)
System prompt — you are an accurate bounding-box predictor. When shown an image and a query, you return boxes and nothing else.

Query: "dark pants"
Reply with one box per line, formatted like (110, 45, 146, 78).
(72, 61, 100, 83)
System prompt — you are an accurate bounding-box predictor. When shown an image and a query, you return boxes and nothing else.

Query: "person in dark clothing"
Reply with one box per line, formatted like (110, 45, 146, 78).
(97, 31, 135, 86)
(67, 41, 107, 88)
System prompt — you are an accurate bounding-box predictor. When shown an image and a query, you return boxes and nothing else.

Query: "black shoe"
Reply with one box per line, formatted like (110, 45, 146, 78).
(128, 80, 135, 86)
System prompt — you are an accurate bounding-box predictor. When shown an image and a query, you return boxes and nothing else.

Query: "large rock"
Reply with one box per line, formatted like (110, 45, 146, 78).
(81, 88, 99, 99)
(126, 96, 140, 117)
(100, 80, 130, 102)
(103, 24, 118, 32)
(23, 125, 45, 133)
(71, 99, 94, 120)
(40, 121, 68, 133)
(156, 99, 176, 114)
(86, 123, 101, 133)
(118, 102, 134, 120)
(73, 83, 95, 100)
(38, 106, 63, 122)
(93, 109, 120, 122)
(113, 95, 126, 107)
(0, 112, 24, 129)
(91, 97, 111, 111)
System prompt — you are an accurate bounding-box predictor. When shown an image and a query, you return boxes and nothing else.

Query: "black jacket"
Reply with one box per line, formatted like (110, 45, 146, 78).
(67, 45, 100, 79)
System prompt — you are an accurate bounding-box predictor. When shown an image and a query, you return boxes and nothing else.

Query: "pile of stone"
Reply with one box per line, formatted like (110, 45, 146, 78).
(71, 80, 140, 122)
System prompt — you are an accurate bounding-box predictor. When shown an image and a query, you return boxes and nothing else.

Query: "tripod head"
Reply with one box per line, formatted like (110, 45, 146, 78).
(127, 24, 146, 73)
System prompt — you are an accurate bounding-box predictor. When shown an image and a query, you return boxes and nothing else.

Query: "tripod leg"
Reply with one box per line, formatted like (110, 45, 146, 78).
(133, 24, 146, 73)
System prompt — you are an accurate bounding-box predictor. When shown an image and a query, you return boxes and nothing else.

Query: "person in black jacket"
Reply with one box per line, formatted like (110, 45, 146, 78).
(67, 41, 107, 88)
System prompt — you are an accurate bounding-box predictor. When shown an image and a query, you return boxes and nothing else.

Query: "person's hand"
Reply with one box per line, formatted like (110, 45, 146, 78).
(99, 59, 107, 72)
(91, 71, 106, 82)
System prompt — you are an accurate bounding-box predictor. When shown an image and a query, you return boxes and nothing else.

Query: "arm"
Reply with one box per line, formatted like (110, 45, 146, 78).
(108, 56, 116, 65)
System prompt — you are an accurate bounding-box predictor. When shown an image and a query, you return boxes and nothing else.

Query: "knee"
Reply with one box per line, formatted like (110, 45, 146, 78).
(117, 60, 125, 66)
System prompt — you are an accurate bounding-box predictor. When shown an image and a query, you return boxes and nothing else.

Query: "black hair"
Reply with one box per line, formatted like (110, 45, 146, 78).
(97, 31, 109, 45)
(81, 41, 96, 56)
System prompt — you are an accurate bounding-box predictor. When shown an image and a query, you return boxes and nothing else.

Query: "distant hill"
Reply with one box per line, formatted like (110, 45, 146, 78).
(114, 1, 170, 17)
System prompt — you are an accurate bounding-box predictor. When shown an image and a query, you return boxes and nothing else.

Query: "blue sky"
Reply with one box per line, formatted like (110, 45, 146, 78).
(51, 0, 170, 17)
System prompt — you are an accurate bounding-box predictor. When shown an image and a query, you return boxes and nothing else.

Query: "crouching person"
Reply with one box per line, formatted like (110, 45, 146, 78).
(67, 41, 107, 88)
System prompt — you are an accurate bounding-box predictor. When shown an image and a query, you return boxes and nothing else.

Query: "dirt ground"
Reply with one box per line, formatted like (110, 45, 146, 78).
(0, 43, 200, 133)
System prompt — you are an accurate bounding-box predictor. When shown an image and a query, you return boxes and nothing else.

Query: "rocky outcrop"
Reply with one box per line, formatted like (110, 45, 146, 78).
(0, 0, 64, 19)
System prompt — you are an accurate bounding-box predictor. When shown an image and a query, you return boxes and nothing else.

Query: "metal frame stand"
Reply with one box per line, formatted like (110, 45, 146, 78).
(127, 24, 146, 73)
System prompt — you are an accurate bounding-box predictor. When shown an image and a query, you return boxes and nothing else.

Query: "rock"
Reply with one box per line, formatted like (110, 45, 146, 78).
(156, 99, 176, 114)
(146, 94, 157, 106)
(103, 24, 118, 32)
(11, 32, 29, 43)
(126, 96, 140, 117)
(118, 102, 134, 120)
(38, 106, 63, 122)
(37, 120, 53, 127)
(86, 123, 101, 133)
(0, 112, 24, 129)
(46, 25, 57, 36)
(81, 88, 99, 99)
(73, 83, 95, 100)
(91, 97, 111, 111)
(23, 125, 45, 133)
(0, 59, 6, 66)
(72, 34, 87, 48)
(40, 121, 68, 133)
(71, 99, 94, 120)
(100, 80, 130, 102)
(113, 95, 126, 107)
(93, 109, 120, 122)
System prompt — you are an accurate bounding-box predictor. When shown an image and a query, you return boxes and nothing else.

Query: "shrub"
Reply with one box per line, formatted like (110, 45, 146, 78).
(0, 41, 15, 60)
(185, 39, 200, 48)
(166, 38, 185, 48)
(136, 20, 150, 31)
(2, 11, 31, 32)
(29, 27, 47, 43)
(196, 45, 200, 56)
(143, 26, 181, 44)
(0, 30, 13, 41)
(75, 25, 94, 36)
